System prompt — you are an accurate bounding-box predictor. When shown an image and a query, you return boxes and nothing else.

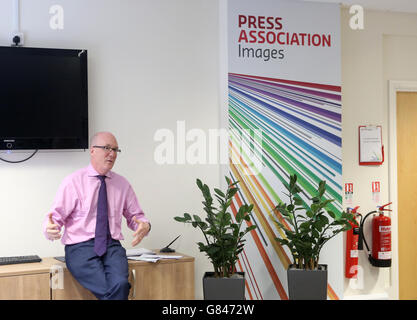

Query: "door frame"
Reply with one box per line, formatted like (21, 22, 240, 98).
(388, 80, 417, 300)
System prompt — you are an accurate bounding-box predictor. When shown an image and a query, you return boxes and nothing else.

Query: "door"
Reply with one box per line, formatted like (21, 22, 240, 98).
(128, 259, 195, 300)
(0, 273, 50, 300)
(397, 91, 417, 300)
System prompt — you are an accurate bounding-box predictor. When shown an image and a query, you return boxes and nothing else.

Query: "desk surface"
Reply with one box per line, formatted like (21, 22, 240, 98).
(0, 251, 194, 277)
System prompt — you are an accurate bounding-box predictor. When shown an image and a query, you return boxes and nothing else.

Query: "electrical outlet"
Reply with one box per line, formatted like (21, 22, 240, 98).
(11, 32, 24, 46)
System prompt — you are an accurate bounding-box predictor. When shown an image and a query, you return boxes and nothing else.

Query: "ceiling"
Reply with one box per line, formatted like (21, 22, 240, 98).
(303, 0, 417, 14)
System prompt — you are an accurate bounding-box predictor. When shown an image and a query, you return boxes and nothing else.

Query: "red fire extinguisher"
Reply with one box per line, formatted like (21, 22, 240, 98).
(358, 202, 392, 267)
(345, 206, 362, 278)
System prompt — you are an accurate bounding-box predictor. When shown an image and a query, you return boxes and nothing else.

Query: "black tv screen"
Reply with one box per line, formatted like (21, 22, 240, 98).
(0, 46, 88, 150)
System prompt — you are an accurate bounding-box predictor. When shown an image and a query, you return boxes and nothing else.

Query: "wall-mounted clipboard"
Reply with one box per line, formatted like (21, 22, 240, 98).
(358, 125, 384, 165)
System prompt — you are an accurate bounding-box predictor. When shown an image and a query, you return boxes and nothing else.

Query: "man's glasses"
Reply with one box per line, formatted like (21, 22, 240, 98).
(93, 145, 121, 153)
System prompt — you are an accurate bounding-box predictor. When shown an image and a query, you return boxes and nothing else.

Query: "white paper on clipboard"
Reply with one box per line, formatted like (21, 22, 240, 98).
(359, 126, 383, 163)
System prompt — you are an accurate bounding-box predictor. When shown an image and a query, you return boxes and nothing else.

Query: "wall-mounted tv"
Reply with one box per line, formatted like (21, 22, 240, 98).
(0, 46, 88, 150)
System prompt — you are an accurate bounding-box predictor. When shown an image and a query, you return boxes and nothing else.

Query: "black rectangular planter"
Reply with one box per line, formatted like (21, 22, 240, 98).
(287, 264, 328, 300)
(203, 272, 245, 300)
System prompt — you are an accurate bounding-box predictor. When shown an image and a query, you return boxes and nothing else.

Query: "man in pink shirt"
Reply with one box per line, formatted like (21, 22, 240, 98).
(43, 131, 150, 300)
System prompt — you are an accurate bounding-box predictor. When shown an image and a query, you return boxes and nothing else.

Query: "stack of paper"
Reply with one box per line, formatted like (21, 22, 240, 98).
(128, 254, 160, 263)
(152, 254, 183, 259)
(126, 248, 155, 257)
(127, 254, 183, 263)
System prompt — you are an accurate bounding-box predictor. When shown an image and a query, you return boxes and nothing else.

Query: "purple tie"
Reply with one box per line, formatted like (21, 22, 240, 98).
(94, 175, 110, 256)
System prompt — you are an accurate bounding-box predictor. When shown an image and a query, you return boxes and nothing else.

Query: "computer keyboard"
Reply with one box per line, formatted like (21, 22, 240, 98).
(0, 255, 42, 266)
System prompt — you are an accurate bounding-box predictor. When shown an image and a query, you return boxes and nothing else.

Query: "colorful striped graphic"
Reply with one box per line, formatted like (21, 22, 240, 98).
(228, 73, 342, 300)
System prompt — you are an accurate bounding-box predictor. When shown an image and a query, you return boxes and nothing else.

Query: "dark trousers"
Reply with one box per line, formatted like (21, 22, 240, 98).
(65, 239, 130, 300)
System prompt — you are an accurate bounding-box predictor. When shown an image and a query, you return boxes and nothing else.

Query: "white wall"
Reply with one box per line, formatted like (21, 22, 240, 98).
(0, 0, 219, 299)
(341, 8, 417, 299)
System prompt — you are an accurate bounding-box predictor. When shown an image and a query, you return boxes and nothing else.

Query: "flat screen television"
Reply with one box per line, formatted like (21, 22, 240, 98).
(0, 46, 88, 150)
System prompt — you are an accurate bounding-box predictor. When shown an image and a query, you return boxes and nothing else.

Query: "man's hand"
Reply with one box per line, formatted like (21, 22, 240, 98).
(132, 218, 150, 247)
(46, 213, 62, 241)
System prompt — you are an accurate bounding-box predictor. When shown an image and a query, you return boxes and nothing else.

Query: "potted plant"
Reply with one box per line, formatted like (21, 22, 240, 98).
(272, 174, 356, 300)
(174, 176, 256, 300)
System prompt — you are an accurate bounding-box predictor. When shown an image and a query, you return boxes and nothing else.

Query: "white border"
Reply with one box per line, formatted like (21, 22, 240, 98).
(388, 80, 417, 300)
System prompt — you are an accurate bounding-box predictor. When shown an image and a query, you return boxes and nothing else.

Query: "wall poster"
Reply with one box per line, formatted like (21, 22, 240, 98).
(224, 0, 342, 299)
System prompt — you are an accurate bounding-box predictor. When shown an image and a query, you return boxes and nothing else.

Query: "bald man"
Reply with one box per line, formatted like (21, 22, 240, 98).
(43, 132, 150, 300)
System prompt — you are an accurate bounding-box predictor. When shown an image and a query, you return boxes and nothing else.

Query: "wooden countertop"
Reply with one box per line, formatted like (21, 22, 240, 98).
(0, 258, 57, 277)
(0, 251, 193, 277)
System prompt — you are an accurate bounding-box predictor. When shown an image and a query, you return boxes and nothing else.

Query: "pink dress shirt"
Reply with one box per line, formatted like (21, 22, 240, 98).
(43, 164, 149, 245)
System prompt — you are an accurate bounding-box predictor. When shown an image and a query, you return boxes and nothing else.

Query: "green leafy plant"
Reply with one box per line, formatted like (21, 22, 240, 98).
(174, 177, 256, 278)
(272, 174, 356, 270)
